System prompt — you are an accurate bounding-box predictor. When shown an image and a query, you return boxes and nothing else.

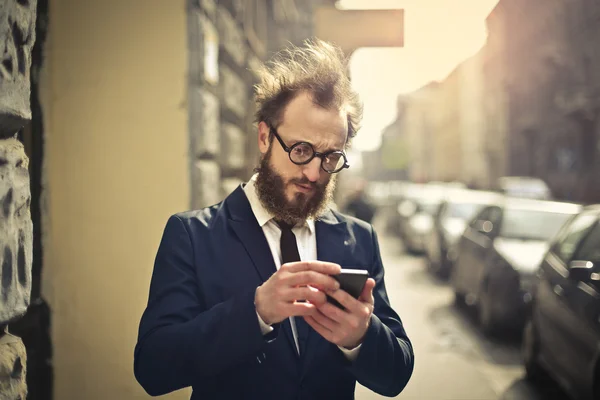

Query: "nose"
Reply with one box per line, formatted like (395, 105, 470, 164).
(302, 157, 322, 183)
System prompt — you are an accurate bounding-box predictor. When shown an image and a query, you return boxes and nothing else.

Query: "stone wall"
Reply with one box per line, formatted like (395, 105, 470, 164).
(0, 0, 37, 398)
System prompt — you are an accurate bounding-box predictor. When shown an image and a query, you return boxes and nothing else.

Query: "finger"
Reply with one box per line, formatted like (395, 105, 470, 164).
(358, 278, 376, 304)
(309, 308, 339, 331)
(318, 301, 348, 323)
(327, 287, 361, 312)
(283, 261, 341, 276)
(285, 301, 317, 318)
(286, 271, 340, 291)
(284, 286, 327, 305)
(321, 299, 369, 333)
(304, 315, 334, 340)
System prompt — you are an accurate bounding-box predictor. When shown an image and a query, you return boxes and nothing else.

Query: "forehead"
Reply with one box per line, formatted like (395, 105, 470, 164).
(280, 92, 348, 149)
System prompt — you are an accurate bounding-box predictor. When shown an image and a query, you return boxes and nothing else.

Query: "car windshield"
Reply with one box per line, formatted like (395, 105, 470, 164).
(444, 203, 481, 221)
(500, 209, 573, 241)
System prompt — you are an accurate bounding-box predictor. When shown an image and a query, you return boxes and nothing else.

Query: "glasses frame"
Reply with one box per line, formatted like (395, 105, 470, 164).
(269, 126, 350, 174)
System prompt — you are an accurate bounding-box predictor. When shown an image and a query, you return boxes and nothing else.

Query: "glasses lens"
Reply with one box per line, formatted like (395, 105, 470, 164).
(289, 143, 314, 164)
(323, 153, 345, 173)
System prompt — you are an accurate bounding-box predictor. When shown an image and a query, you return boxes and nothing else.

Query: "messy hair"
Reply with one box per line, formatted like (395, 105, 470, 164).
(254, 38, 363, 147)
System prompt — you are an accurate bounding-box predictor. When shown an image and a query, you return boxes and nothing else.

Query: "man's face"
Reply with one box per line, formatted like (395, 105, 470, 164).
(255, 92, 348, 224)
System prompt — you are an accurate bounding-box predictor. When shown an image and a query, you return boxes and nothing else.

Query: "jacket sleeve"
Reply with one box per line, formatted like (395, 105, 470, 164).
(349, 228, 414, 397)
(133, 215, 279, 396)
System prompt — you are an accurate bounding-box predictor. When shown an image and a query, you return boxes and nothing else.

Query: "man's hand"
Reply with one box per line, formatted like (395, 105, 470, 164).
(305, 278, 376, 349)
(255, 261, 341, 325)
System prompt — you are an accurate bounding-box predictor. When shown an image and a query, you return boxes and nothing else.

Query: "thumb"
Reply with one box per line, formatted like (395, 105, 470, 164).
(359, 278, 376, 304)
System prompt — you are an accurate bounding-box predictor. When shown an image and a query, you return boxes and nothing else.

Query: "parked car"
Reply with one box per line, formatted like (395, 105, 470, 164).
(369, 181, 412, 235)
(397, 185, 446, 254)
(450, 197, 581, 334)
(425, 189, 501, 279)
(523, 205, 600, 400)
(497, 176, 552, 200)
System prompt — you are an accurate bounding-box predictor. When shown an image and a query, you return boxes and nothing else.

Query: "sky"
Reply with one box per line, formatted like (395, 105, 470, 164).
(337, 0, 500, 153)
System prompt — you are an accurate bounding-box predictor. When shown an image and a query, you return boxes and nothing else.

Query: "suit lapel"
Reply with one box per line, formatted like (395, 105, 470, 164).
(227, 186, 277, 282)
(302, 211, 349, 370)
(226, 186, 298, 355)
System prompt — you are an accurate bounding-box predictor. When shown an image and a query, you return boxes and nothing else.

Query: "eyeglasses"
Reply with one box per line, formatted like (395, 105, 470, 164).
(269, 127, 350, 174)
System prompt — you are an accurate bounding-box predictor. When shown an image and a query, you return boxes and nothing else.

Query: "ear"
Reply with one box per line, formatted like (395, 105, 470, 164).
(258, 121, 271, 154)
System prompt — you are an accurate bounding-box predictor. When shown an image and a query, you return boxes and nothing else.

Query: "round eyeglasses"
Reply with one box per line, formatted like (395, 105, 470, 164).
(270, 127, 350, 174)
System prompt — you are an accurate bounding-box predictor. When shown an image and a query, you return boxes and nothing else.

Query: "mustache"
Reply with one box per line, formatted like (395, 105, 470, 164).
(290, 178, 320, 188)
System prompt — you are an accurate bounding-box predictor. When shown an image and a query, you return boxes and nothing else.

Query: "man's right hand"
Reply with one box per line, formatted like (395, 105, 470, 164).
(255, 261, 342, 325)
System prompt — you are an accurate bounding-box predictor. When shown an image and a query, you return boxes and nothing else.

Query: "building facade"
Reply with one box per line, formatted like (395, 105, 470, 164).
(484, 0, 600, 202)
(401, 82, 439, 183)
(404, 49, 489, 188)
(456, 50, 489, 188)
(362, 95, 410, 182)
(481, 3, 509, 187)
(431, 65, 461, 182)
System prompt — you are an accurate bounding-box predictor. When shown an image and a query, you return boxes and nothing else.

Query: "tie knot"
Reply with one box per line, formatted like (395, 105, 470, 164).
(275, 220, 294, 232)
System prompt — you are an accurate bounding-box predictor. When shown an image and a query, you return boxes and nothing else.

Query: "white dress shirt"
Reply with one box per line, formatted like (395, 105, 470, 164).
(244, 174, 360, 361)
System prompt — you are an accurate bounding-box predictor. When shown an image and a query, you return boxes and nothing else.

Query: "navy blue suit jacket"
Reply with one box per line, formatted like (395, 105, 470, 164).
(134, 186, 414, 399)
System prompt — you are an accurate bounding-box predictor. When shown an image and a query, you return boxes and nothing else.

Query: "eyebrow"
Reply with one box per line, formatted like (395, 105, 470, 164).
(286, 136, 344, 153)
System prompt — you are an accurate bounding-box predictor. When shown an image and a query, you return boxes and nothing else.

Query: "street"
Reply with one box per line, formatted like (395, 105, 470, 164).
(355, 223, 571, 400)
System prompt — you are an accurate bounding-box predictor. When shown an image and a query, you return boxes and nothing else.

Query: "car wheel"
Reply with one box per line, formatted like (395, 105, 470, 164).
(479, 289, 498, 336)
(522, 319, 545, 382)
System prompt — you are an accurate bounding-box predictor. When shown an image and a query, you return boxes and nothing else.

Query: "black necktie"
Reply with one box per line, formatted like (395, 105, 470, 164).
(276, 220, 310, 354)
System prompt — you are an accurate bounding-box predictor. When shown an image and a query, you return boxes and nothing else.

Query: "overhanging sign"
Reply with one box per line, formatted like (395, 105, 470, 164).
(314, 8, 404, 53)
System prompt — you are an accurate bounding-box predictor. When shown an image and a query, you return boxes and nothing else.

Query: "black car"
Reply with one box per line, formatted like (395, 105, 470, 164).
(450, 197, 581, 334)
(523, 205, 600, 400)
(425, 189, 500, 279)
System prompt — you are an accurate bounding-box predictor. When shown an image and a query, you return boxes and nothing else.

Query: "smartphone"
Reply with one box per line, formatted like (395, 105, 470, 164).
(327, 269, 369, 309)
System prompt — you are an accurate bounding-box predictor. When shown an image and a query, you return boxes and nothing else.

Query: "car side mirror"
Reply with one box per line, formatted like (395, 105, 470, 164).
(568, 260, 595, 282)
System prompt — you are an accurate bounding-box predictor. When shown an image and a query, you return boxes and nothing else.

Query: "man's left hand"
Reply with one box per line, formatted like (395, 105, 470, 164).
(304, 278, 376, 349)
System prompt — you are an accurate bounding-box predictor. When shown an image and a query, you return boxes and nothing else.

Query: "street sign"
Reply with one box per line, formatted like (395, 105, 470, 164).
(314, 8, 404, 54)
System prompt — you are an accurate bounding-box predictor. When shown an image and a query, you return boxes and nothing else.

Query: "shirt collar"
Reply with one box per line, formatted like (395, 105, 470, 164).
(243, 173, 315, 233)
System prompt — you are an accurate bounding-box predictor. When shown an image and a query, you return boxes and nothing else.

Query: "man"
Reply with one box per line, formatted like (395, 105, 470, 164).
(134, 39, 414, 399)
(345, 180, 377, 224)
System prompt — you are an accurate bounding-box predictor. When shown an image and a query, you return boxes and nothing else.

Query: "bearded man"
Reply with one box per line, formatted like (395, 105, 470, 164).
(134, 39, 414, 400)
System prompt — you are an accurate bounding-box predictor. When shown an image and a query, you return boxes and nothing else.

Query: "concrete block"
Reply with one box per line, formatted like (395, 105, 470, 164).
(247, 54, 263, 81)
(0, 139, 32, 325)
(191, 88, 220, 157)
(217, 6, 246, 66)
(201, 0, 217, 21)
(220, 123, 245, 170)
(192, 160, 221, 208)
(189, 11, 219, 86)
(220, 66, 247, 119)
(0, 0, 37, 138)
(198, 13, 219, 86)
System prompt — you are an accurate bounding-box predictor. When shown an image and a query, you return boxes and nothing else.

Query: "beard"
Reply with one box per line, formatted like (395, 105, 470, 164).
(254, 148, 336, 225)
